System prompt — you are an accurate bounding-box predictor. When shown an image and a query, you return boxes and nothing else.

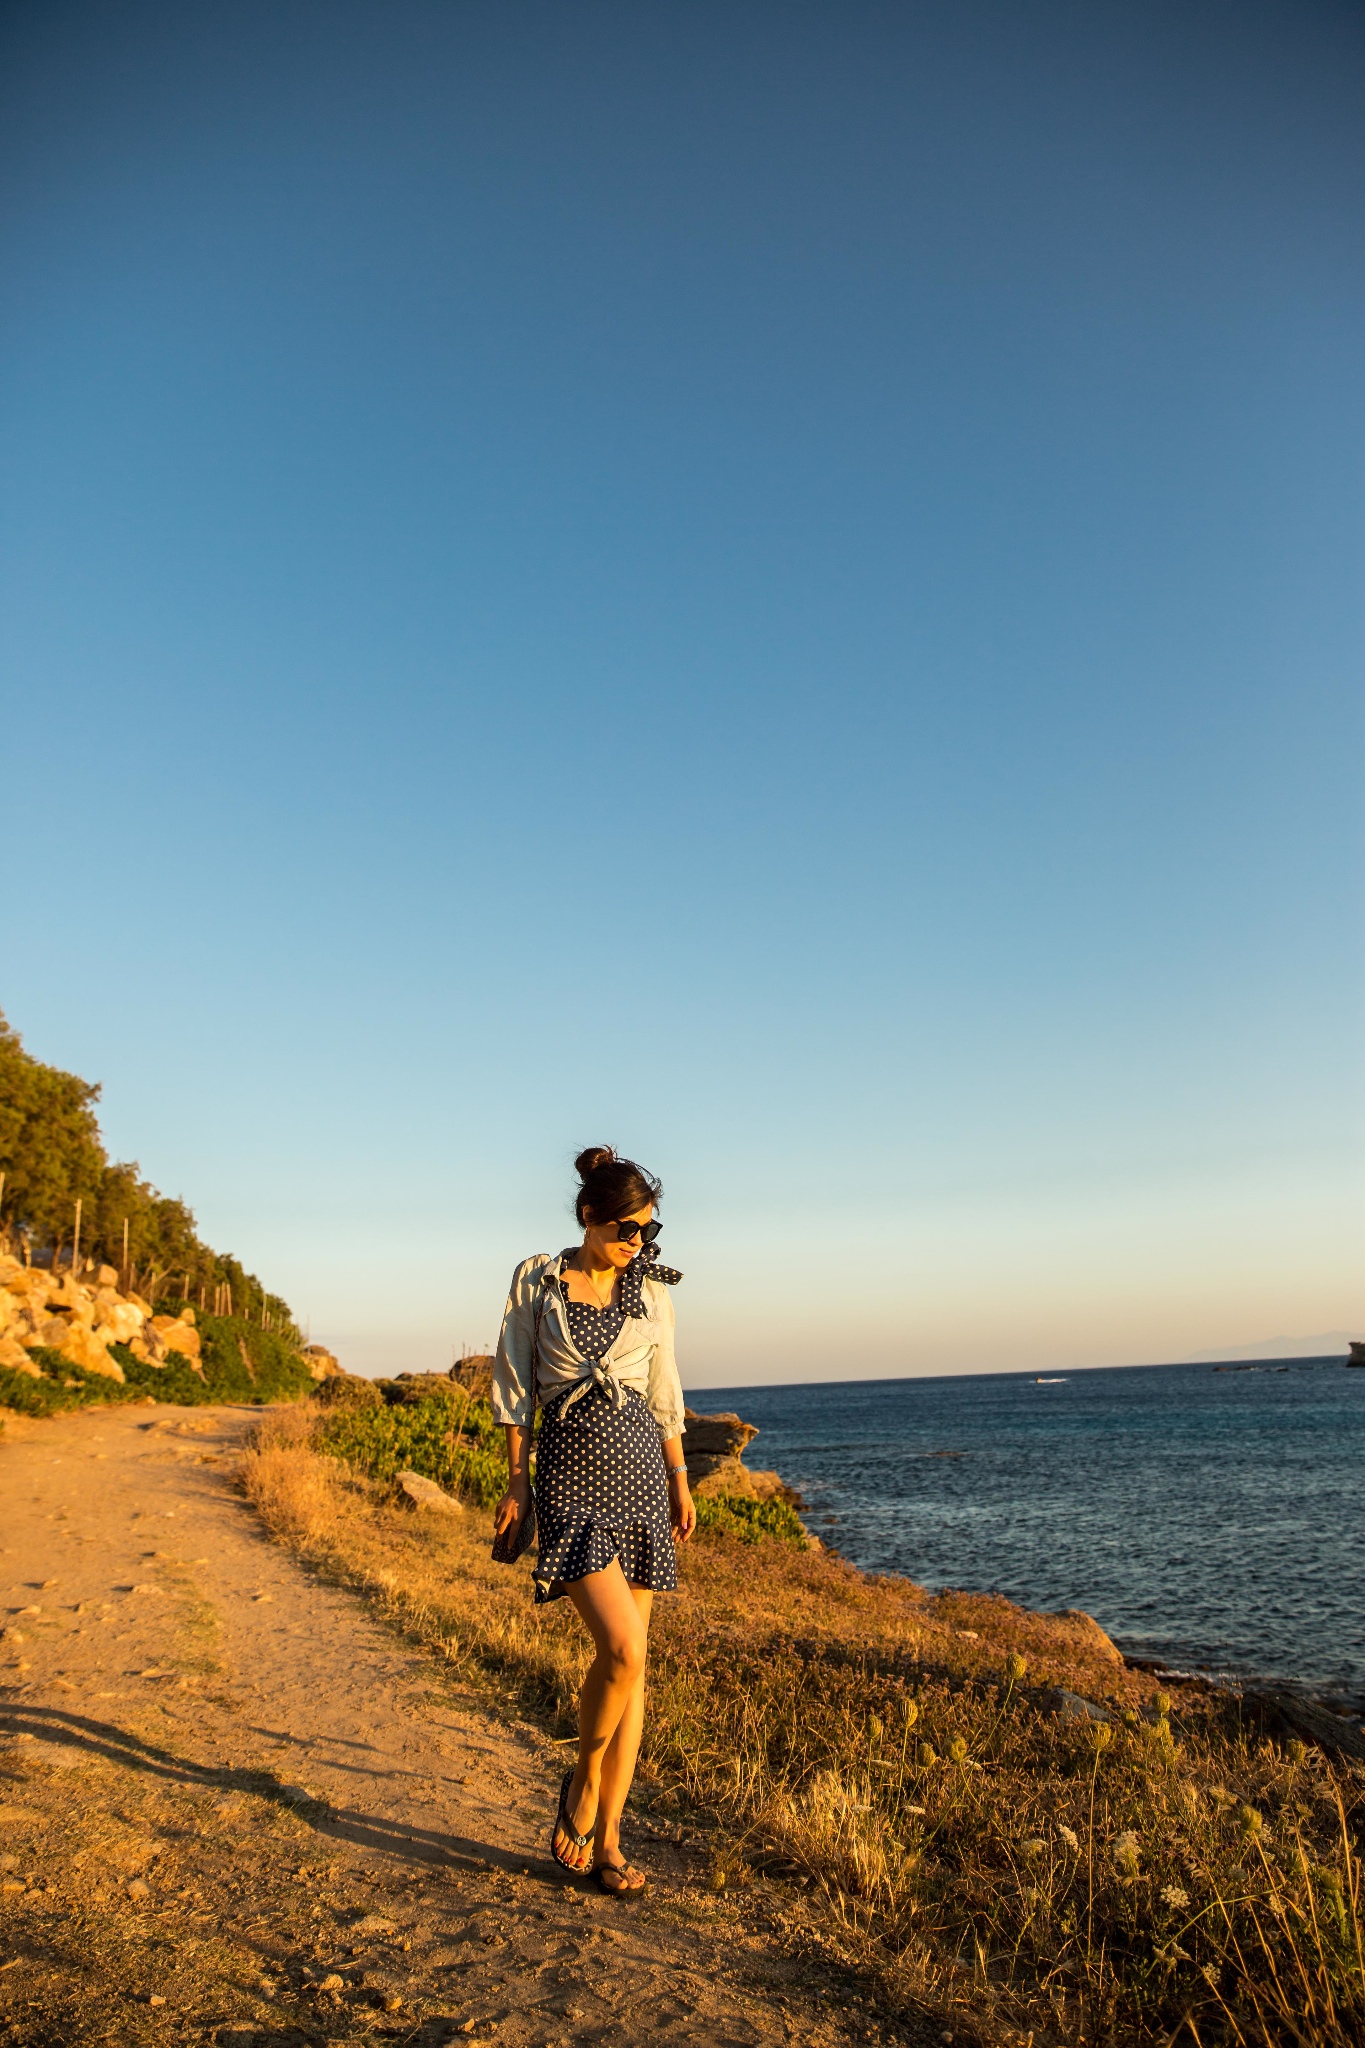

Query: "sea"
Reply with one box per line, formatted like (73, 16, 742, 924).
(697, 1358, 1365, 1710)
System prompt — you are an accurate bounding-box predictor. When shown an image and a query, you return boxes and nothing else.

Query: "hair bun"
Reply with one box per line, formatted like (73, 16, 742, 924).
(574, 1144, 617, 1180)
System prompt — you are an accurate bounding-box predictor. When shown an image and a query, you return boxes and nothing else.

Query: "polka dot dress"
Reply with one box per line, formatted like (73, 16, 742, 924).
(532, 1254, 677, 1605)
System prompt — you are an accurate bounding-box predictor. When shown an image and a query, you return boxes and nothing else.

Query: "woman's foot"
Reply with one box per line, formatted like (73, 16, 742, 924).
(592, 1856, 647, 1895)
(551, 1771, 596, 1874)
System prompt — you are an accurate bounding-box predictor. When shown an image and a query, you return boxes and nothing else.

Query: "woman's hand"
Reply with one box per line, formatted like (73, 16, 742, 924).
(494, 1474, 532, 1540)
(668, 1470, 696, 1544)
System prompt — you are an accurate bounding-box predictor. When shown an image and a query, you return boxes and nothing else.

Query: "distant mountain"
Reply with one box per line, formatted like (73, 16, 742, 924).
(1186, 1331, 1355, 1363)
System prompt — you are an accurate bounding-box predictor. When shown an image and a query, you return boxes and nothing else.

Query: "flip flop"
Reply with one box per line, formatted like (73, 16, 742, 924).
(550, 1769, 595, 1873)
(592, 1859, 647, 1898)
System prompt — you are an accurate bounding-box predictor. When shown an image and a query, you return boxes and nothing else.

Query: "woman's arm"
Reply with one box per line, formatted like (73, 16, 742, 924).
(493, 1423, 533, 1538)
(661, 1433, 695, 1544)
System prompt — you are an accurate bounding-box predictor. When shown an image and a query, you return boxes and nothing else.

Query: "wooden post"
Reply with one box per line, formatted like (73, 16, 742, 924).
(122, 1217, 129, 1282)
(71, 1199, 82, 1277)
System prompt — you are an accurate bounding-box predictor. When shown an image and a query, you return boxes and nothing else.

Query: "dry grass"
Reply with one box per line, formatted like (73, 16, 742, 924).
(242, 1406, 1365, 2047)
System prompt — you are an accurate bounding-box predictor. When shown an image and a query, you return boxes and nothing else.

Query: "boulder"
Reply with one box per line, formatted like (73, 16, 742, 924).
(301, 1344, 341, 1382)
(1242, 1688, 1365, 1765)
(682, 1409, 761, 1495)
(451, 1354, 494, 1400)
(5, 1270, 52, 1308)
(96, 1265, 120, 1287)
(55, 1324, 125, 1382)
(146, 1315, 202, 1362)
(1045, 1688, 1114, 1725)
(396, 1470, 463, 1514)
(0, 1336, 41, 1379)
(1048, 1610, 1125, 1668)
(94, 1299, 146, 1345)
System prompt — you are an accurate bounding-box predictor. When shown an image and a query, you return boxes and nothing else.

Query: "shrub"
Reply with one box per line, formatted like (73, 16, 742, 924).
(318, 1389, 507, 1507)
(693, 1490, 806, 1547)
(0, 1348, 143, 1417)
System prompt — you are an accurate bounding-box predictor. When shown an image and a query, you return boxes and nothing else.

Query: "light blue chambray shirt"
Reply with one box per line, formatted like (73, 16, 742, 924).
(490, 1250, 686, 1437)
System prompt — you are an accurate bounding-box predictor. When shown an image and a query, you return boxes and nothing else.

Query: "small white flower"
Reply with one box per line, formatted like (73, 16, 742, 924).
(1110, 1831, 1140, 1878)
(1161, 1884, 1190, 1910)
(1057, 1825, 1080, 1853)
(1021, 1837, 1047, 1858)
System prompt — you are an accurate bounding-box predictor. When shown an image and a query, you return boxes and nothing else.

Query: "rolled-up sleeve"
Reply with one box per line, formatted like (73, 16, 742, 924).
(644, 1283, 686, 1439)
(491, 1256, 545, 1427)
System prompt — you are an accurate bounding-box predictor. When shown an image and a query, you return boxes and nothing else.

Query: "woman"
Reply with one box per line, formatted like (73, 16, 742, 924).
(491, 1146, 695, 1896)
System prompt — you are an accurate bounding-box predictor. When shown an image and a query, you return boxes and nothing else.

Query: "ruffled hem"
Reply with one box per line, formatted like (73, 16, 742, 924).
(533, 1510, 678, 1605)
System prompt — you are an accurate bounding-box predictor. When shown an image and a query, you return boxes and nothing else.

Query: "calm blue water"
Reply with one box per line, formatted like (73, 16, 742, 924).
(696, 1360, 1365, 1708)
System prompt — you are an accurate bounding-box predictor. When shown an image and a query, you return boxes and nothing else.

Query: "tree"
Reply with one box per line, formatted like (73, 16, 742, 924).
(0, 1012, 104, 1252)
(0, 1010, 294, 1328)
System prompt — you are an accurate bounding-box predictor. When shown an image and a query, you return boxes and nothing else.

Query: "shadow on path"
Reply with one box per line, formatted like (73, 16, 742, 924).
(0, 1705, 545, 1878)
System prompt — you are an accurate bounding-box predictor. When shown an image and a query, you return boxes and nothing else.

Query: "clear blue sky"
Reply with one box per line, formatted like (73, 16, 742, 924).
(3, 1, 1361, 1384)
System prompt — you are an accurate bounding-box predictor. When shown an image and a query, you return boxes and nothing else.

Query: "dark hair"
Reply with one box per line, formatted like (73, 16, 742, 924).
(573, 1145, 662, 1227)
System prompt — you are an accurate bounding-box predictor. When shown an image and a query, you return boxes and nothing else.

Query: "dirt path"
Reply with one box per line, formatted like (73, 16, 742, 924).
(0, 1405, 897, 2048)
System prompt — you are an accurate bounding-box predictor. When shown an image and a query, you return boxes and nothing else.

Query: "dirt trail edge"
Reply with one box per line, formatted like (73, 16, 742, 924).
(0, 1405, 904, 2048)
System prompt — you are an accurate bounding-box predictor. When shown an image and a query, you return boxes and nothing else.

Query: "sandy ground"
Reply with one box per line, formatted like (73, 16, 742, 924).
(0, 1405, 909, 2048)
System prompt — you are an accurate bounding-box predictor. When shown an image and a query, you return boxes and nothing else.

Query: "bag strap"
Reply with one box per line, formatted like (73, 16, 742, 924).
(529, 1263, 551, 1414)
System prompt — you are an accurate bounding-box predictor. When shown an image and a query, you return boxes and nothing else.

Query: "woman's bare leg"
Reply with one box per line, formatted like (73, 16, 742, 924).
(592, 1585, 652, 1881)
(552, 1561, 650, 1873)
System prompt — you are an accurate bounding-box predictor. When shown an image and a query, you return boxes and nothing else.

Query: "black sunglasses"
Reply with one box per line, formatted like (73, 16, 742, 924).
(612, 1218, 662, 1245)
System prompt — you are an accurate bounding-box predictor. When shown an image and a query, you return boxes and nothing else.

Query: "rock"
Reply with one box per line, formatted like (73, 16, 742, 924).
(319, 1974, 344, 1992)
(0, 1337, 41, 1378)
(351, 1914, 396, 1936)
(397, 1470, 463, 1514)
(1045, 1688, 1114, 1724)
(1050, 1610, 1125, 1666)
(1242, 1689, 1365, 1764)
(451, 1354, 495, 1399)
(682, 1409, 763, 1495)
(301, 1344, 341, 1381)
(94, 1296, 145, 1344)
(314, 1372, 383, 1411)
(149, 1315, 202, 1361)
(96, 1265, 119, 1287)
(126, 1878, 151, 1900)
(749, 1468, 804, 1507)
(55, 1323, 126, 1381)
(690, 1454, 760, 1499)
(682, 1409, 759, 1459)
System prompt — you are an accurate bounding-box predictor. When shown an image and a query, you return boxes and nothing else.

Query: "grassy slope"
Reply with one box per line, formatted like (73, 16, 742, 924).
(245, 1402, 1365, 2048)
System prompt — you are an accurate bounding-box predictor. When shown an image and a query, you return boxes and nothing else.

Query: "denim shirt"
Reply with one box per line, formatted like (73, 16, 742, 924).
(490, 1251, 686, 1438)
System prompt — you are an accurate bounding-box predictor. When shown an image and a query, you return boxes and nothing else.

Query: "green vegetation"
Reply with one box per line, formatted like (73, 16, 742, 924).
(318, 1387, 508, 1507)
(0, 1009, 293, 1327)
(314, 1391, 808, 1543)
(0, 1348, 146, 1418)
(0, 1313, 315, 1418)
(693, 1489, 806, 1546)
